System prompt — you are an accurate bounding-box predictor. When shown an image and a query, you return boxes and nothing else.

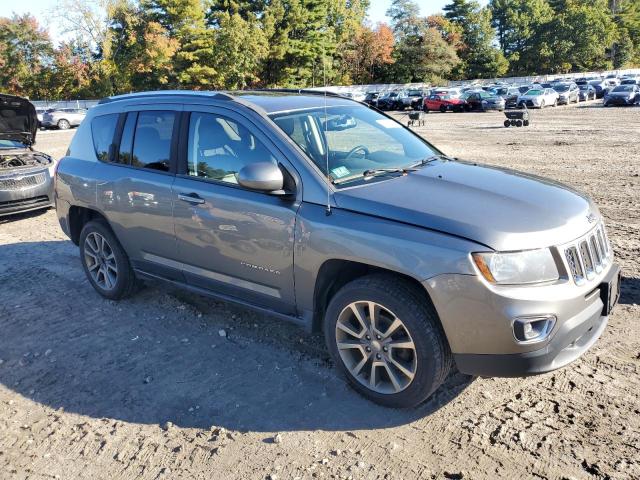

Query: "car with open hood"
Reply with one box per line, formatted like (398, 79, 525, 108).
(55, 90, 620, 408)
(0, 94, 55, 216)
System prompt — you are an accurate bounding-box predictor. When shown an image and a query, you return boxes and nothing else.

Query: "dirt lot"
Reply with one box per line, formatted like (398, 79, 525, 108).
(1, 103, 639, 480)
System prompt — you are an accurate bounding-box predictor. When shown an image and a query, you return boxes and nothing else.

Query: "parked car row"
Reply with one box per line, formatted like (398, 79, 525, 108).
(358, 72, 639, 114)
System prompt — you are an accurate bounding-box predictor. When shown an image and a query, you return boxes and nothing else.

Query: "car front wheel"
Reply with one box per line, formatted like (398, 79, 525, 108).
(79, 219, 139, 300)
(57, 119, 71, 130)
(324, 274, 452, 408)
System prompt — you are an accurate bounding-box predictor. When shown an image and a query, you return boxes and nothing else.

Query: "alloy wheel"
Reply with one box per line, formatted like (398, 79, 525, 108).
(335, 301, 417, 394)
(84, 232, 118, 290)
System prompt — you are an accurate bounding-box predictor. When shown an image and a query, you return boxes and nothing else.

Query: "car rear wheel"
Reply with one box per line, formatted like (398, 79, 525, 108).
(324, 274, 452, 408)
(79, 220, 139, 300)
(57, 119, 71, 130)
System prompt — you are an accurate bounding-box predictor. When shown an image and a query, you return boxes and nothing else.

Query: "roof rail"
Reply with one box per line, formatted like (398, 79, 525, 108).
(247, 88, 345, 98)
(97, 90, 235, 105)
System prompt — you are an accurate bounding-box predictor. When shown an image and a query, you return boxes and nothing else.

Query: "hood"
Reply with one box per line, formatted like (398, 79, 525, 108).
(608, 91, 632, 97)
(334, 160, 598, 251)
(0, 94, 38, 145)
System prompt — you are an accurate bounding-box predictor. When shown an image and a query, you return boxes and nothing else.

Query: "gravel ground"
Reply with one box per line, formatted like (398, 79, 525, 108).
(1, 103, 639, 480)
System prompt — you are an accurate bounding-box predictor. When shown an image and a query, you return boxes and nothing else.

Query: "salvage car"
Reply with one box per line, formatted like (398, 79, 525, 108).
(603, 84, 640, 106)
(463, 91, 506, 111)
(492, 86, 520, 108)
(41, 108, 87, 130)
(376, 90, 407, 110)
(0, 94, 55, 216)
(578, 84, 597, 101)
(55, 89, 621, 408)
(518, 88, 559, 108)
(553, 83, 580, 104)
(424, 94, 465, 112)
(403, 89, 428, 110)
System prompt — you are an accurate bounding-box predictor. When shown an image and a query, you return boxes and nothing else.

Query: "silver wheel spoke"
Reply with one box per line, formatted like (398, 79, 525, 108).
(336, 322, 364, 339)
(349, 303, 369, 333)
(381, 318, 403, 339)
(369, 363, 377, 388)
(337, 340, 364, 351)
(351, 354, 369, 376)
(387, 356, 415, 381)
(383, 361, 402, 392)
(388, 340, 415, 350)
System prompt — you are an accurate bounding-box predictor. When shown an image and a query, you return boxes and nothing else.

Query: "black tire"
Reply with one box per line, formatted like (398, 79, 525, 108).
(523, 119, 530, 126)
(324, 274, 452, 408)
(515, 119, 523, 127)
(57, 119, 70, 130)
(79, 219, 139, 300)
(504, 119, 510, 127)
(439, 105, 447, 113)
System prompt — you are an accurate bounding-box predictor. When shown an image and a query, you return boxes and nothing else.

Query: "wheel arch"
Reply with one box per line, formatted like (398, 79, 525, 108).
(68, 206, 110, 245)
(311, 259, 437, 334)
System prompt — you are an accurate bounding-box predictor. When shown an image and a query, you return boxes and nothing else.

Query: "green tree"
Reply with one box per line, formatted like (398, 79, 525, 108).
(385, 0, 459, 83)
(541, 0, 616, 73)
(489, 0, 554, 75)
(444, 0, 509, 79)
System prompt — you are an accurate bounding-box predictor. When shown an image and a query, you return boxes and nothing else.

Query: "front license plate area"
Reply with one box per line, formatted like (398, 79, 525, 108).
(600, 268, 621, 316)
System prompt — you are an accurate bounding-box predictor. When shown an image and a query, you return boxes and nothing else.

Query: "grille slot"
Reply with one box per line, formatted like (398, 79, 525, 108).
(0, 173, 46, 191)
(564, 223, 611, 285)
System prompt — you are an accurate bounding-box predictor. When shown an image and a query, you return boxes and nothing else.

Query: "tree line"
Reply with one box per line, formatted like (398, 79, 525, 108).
(0, 0, 638, 100)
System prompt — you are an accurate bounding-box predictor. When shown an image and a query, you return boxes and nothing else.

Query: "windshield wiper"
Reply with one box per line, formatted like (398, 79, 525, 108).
(332, 166, 417, 185)
(411, 153, 454, 167)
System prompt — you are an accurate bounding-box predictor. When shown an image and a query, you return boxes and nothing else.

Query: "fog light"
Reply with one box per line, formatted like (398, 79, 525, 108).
(512, 315, 556, 343)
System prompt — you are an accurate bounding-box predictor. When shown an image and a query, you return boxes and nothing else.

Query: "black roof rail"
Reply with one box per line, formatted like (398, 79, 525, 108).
(98, 90, 235, 105)
(246, 88, 346, 98)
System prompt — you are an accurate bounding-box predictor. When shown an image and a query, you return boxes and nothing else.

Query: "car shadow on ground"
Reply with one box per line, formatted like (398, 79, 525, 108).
(0, 208, 51, 224)
(0, 240, 474, 433)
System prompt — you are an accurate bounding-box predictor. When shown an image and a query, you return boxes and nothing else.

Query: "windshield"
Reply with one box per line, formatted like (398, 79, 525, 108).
(612, 85, 633, 92)
(408, 90, 422, 96)
(270, 105, 439, 185)
(554, 85, 570, 92)
(525, 89, 543, 96)
(579, 85, 589, 90)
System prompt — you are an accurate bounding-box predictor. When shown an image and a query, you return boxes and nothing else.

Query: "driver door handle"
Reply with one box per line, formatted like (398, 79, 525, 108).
(178, 193, 205, 205)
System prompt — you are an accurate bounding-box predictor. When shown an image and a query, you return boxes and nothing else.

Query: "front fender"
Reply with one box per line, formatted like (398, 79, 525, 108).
(293, 203, 481, 313)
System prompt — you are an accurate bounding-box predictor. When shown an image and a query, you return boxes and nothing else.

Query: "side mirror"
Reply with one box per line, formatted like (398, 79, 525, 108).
(237, 162, 285, 194)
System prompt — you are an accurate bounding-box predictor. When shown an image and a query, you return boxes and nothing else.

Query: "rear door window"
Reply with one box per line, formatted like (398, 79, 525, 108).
(91, 113, 119, 161)
(130, 111, 176, 172)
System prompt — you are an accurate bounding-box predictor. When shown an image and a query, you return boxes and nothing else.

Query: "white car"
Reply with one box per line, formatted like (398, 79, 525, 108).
(517, 88, 559, 109)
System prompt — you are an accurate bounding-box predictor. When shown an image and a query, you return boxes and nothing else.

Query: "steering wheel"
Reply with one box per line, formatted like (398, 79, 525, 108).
(345, 145, 370, 162)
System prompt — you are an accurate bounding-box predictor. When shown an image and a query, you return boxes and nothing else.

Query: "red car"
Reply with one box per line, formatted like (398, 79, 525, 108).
(424, 94, 465, 113)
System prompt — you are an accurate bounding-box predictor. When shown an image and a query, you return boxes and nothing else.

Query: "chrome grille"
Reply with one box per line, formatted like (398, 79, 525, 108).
(0, 173, 46, 191)
(564, 223, 611, 285)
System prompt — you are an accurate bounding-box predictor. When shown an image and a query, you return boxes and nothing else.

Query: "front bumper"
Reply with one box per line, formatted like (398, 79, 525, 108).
(0, 170, 54, 216)
(605, 97, 635, 106)
(424, 260, 620, 377)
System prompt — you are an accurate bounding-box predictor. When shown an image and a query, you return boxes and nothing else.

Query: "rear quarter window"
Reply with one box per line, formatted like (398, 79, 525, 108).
(91, 113, 119, 161)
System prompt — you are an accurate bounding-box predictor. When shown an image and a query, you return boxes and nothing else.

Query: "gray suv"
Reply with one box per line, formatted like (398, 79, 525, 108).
(55, 90, 621, 408)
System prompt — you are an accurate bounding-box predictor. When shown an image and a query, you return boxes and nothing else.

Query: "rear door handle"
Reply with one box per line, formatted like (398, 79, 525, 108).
(178, 193, 205, 205)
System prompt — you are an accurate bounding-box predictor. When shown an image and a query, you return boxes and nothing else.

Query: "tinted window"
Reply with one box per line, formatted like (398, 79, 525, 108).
(118, 112, 137, 165)
(91, 113, 119, 161)
(187, 112, 276, 184)
(131, 111, 176, 172)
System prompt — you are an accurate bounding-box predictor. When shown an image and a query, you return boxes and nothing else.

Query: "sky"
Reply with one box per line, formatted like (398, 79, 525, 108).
(0, 0, 467, 43)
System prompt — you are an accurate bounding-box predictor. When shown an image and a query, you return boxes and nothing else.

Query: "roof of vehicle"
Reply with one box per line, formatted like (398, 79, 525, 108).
(98, 89, 358, 114)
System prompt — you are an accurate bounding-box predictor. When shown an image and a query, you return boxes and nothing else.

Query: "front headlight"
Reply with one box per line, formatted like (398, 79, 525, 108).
(472, 249, 559, 285)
